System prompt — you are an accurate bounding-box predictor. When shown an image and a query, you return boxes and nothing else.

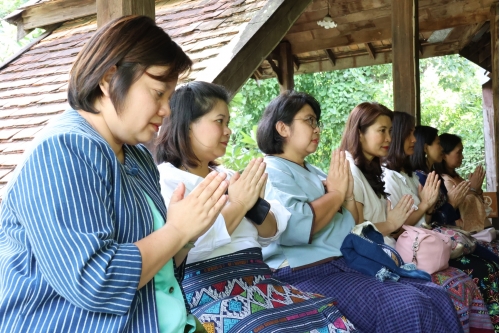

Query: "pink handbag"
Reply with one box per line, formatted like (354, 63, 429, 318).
(395, 225, 452, 274)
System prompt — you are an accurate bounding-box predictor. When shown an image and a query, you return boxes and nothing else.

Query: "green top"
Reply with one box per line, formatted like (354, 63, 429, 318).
(143, 192, 197, 333)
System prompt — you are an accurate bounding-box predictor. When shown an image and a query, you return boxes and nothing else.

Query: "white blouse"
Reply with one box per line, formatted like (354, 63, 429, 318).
(346, 152, 396, 247)
(383, 168, 423, 227)
(157, 162, 290, 264)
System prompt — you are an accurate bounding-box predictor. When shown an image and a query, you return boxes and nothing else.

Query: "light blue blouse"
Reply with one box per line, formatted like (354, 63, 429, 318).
(262, 156, 355, 269)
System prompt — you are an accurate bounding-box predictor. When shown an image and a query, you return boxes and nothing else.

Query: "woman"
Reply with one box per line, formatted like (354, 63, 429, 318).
(0, 16, 230, 333)
(383, 111, 495, 333)
(258, 91, 463, 333)
(435, 133, 493, 232)
(155, 81, 358, 333)
(411, 125, 499, 332)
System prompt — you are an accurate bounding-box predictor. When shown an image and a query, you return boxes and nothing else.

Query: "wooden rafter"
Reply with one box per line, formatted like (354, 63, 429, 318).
(7, 0, 95, 33)
(325, 49, 336, 66)
(365, 43, 376, 59)
(291, 42, 458, 74)
(197, 0, 313, 97)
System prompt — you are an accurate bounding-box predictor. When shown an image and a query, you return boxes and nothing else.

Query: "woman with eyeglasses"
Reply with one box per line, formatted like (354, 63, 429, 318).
(257, 91, 462, 333)
(155, 81, 358, 333)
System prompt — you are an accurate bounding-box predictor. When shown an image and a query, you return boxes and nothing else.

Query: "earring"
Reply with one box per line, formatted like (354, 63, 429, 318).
(425, 153, 427, 159)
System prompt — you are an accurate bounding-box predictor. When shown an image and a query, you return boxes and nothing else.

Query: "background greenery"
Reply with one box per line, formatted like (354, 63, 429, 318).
(223, 55, 487, 189)
(0, 2, 487, 187)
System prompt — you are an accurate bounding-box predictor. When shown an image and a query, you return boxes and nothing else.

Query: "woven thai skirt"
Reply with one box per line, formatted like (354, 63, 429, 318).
(182, 248, 358, 333)
(273, 257, 464, 333)
(431, 266, 494, 333)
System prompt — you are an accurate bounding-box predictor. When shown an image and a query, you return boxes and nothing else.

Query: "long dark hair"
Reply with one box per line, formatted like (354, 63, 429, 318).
(434, 133, 462, 176)
(340, 102, 393, 198)
(410, 126, 439, 173)
(384, 111, 415, 176)
(155, 81, 230, 168)
(69, 15, 192, 114)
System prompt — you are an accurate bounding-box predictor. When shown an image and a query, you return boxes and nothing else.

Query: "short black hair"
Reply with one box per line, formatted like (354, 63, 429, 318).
(257, 90, 321, 154)
(155, 81, 230, 168)
(410, 125, 439, 173)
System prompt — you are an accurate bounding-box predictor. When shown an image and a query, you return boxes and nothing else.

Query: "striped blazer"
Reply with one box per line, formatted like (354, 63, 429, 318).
(0, 109, 182, 332)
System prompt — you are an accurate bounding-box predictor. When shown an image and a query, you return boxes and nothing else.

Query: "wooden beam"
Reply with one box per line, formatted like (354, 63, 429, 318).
(290, 42, 458, 74)
(325, 49, 336, 66)
(482, 79, 498, 192)
(266, 56, 282, 84)
(293, 55, 301, 70)
(491, 2, 499, 190)
(392, 0, 420, 122)
(277, 41, 294, 92)
(365, 42, 376, 59)
(22, 0, 96, 30)
(196, 0, 313, 98)
(97, 0, 155, 27)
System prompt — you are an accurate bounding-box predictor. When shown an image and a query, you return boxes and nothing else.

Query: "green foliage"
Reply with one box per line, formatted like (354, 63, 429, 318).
(222, 55, 486, 190)
(0, 0, 45, 63)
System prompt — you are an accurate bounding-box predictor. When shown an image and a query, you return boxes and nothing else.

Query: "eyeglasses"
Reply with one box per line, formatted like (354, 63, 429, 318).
(293, 117, 323, 130)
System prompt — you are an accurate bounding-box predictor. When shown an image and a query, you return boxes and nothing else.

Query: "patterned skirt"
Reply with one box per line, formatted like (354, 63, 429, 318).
(182, 248, 358, 333)
(431, 266, 494, 333)
(449, 253, 499, 333)
(273, 257, 464, 333)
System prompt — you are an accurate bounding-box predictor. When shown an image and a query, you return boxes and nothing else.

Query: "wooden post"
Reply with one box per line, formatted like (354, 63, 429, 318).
(97, 0, 155, 27)
(482, 80, 497, 192)
(392, 0, 420, 122)
(491, 2, 499, 189)
(278, 41, 294, 92)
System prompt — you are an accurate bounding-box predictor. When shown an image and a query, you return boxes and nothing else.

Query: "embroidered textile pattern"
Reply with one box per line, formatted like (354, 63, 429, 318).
(183, 249, 358, 333)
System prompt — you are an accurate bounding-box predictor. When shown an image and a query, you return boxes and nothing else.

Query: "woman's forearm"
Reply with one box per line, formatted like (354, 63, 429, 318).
(134, 223, 189, 289)
(310, 191, 344, 234)
(254, 211, 277, 238)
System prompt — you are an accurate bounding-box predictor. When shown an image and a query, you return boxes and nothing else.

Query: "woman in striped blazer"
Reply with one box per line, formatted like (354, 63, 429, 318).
(0, 15, 227, 333)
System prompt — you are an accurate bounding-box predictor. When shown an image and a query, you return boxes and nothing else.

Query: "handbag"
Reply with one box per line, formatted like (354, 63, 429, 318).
(431, 224, 477, 258)
(395, 225, 452, 274)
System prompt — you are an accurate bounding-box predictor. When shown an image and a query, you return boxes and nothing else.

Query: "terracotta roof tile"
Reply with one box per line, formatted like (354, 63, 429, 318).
(0, 0, 267, 199)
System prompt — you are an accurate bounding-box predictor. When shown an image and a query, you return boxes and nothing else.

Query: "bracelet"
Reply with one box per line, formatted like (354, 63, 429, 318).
(344, 195, 355, 202)
(183, 241, 196, 249)
(469, 187, 476, 193)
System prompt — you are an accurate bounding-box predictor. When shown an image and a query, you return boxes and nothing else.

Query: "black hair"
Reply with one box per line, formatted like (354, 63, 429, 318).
(410, 126, 439, 173)
(257, 90, 321, 154)
(155, 81, 230, 168)
(384, 111, 415, 176)
(434, 133, 462, 176)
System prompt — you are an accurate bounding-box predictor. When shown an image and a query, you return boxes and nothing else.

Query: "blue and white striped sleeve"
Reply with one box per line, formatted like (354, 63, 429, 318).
(10, 133, 142, 315)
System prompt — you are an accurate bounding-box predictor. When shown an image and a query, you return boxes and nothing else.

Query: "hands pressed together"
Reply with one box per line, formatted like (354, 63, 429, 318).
(326, 150, 353, 201)
(167, 158, 268, 244)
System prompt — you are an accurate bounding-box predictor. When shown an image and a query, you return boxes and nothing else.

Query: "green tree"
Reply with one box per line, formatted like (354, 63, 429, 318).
(0, 0, 44, 63)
